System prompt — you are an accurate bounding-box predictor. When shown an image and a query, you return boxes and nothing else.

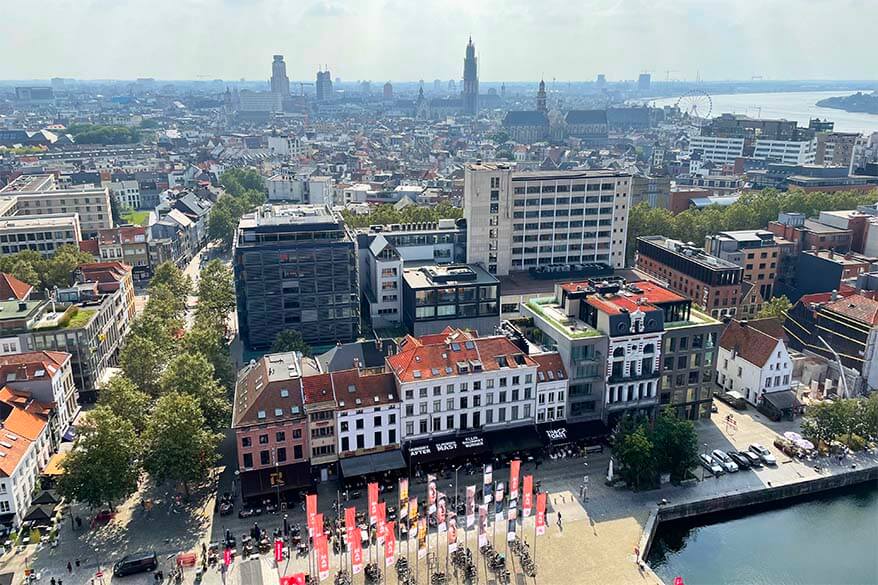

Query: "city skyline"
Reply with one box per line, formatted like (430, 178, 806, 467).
(3, 0, 877, 82)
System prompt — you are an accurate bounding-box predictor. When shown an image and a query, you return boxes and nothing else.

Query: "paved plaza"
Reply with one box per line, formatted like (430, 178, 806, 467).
(4, 400, 877, 585)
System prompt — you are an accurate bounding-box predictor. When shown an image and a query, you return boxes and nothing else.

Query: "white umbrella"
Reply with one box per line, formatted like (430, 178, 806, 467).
(796, 439, 815, 451)
(607, 458, 614, 483)
(784, 431, 803, 442)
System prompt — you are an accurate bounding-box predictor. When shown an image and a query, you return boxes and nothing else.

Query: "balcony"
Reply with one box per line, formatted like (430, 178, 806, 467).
(605, 396, 659, 411)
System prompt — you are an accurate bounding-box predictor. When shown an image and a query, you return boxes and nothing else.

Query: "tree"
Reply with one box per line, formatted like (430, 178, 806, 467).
(145, 283, 187, 324)
(98, 374, 151, 433)
(58, 407, 140, 509)
(833, 398, 865, 448)
(9, 259, 39, 287)
(142, 393, 219, 496)
(42, 244, 94, 289)
(651, 409, 699, 481)
(182, 321, 236, 391)
(159, 353, 230, 432)
(863, 394, 878, 442)
(120, 333, 169, 396)
(616, 425, 655, 491)
(207, 205, 237, 248)
(196, 260, 236, 332)
(150, 261, 193, 300)
(272, 329, 312, 356)
(757, 296, 792, 321)
(802, 401, 844, 448)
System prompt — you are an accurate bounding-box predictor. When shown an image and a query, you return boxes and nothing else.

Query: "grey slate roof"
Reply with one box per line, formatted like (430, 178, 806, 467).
(565, 110, 608, 125)
(503, 111, 549, 126)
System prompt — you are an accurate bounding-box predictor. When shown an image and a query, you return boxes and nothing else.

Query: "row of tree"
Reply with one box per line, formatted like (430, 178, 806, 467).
(611, 409, 700, 490)
(208, 168, 268, 248)
(626, 188, 878, 262)
(801, 394, 878, 451)
(67, 124, 141, 145)
(59, 260, 237, 509)
(339, 201, 463, 228)
(0, 245, 95, 290)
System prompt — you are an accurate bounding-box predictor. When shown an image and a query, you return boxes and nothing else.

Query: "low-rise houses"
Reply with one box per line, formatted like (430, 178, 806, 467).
(717, 319, 793, 406)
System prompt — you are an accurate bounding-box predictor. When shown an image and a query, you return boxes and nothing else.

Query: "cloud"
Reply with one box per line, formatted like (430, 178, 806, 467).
(0, 0, 875, 80)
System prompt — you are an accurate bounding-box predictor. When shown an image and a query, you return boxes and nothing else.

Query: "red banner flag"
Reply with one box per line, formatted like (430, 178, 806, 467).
(306, 493, 318, 537)
(279, 575, 306, 585)
(316, 533, 330, 581)
(535, 492, 547, 536)
(314, 513, 324, 542)
(522, 475, 533, 517)
(223, 548, 232, 566)
(368, 482, 379, 525)
(351, 527, 364, 575)
(377, 501, 387, 545)
(384, 521, 396, 567)
(509, 459, 521, 499)
(274, 538, 284, 563)
(344, 506, 356, 549)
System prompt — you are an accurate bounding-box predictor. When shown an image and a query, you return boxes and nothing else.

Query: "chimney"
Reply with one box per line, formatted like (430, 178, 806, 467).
(18, 302, 27, 312)
(740, 319, 748, 327)
(831, 289, 839, 301)
(353, 357, 361, 369)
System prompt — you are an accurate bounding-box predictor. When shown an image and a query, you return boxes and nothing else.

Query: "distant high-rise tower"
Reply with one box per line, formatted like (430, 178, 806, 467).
(500, 83, 506, 99)
(637, 73, 651, 91)
(536, 79, 547, 113)
(462, 37, 479, 115)
(596, 74, 606, 88)
(316, 69, 333, 101)
(270, 55, 290, 96)
(383, 81, 393, 99)
(433, 79, 442, 92)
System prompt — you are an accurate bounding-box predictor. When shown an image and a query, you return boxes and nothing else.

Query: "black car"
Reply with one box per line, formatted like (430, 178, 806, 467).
(727, 451, 751, 470)
(113, 552, 158, 577)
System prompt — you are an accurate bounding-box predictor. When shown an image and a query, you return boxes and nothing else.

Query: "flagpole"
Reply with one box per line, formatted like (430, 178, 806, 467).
(533, 493, 538, 585)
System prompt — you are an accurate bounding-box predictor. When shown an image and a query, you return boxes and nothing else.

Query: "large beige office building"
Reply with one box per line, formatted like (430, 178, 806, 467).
(0, 214, 82, 256)
(0, 174, 112, 236)
(464, 163, 631, 276)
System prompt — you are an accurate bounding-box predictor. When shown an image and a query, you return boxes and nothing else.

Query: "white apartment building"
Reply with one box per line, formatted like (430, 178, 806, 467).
(13, 187, 113, 235)
(339, 184, 374, 204)
(717, 319, 792, 406)
(267, 134, 305, 158)
(753, 138, 817, 165)
(267, 169, 334, 206)
(688, 135, 745, 165)
(464, 164, 631, 276)
(0, 214, 82, 256)
(238, 90, 283, 113)
(388, 328, 551, 441)
(104, 179, 141, 210)
(0, 407, 51, 528)
(332, 369, 401, 455)
(363, 234, 403, 327)
(0, 351, 79, 446)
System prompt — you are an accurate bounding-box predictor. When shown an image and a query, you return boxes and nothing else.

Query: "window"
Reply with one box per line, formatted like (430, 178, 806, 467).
(374, 431, 382, 446)
(486, 409, 494, 424)
(275, 431, 286, 442)
(406, 422, 414, 436)
(242, 437, 252, 448)
(243, 453, 253, 468)
(260, 451, 271, 465)
(259, 434, 269, 445)
(294, 445, 303, 459)
(341, 437, 350, 451)
(356, 419, 364, 430)
(277, 447, 287, 463)
(357, 435, 365, 449)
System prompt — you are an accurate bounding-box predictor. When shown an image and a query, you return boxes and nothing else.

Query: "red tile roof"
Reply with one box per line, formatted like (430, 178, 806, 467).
(823, 294, 878, 326)
(302, 373, 334, 405)
(0, 351, 70, 384)
(0, 273, 33, 301)
(719, 320, 783, 367)
(330, 369, 397, 410)
(531, 353, 567, 382)
(232, 356, 306, 428)
(0, 390, 49, 477)
(387, 329, 536, 383)
(584, 280, 684, 316)
(78, 239, 100, 256)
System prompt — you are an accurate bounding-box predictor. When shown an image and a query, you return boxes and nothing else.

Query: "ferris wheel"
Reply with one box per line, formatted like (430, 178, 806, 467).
(675, 89, 713, 126)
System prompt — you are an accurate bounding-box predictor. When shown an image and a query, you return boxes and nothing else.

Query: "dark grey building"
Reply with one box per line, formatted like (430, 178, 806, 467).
(401, 264, 500, 336)
(234, 205, 360, 350)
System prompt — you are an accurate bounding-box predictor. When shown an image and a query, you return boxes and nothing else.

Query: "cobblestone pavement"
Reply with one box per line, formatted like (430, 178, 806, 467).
(7, 401, 877, 585)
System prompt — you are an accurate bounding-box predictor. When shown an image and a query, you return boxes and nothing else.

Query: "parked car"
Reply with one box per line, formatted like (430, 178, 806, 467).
(727, 451, 751, 470)
(711, 449, 739, 472)
(699, 453, 723, 476)
(113, 552, 158, 577)
(749, 443, 778, 466)
(739, 450, 763, 468)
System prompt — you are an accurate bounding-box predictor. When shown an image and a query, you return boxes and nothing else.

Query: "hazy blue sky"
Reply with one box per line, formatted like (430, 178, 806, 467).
(3, 0, 877, 81)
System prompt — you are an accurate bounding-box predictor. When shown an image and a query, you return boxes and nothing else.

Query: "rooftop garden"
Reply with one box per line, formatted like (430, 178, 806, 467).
(525, 298, 601, 339)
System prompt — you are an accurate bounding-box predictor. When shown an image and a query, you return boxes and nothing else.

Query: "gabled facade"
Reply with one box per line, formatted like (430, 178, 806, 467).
(717, 319, 793, 406)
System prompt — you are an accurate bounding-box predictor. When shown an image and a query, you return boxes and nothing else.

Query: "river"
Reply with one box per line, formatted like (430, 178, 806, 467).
(649, 90, 878, 135)
(647, 482, 878, 585)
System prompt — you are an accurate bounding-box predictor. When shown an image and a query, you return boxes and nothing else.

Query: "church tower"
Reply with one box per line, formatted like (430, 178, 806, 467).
(462, 37, 479, 115)
(536, 79, 547, 113)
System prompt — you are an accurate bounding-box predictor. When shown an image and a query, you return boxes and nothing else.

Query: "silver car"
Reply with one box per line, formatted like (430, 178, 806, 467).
(711, 449, 739, 472)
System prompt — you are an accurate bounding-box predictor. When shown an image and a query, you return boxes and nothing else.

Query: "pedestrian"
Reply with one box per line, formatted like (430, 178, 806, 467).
(51, 578, 56, 585)
(75, 559, 80, 569)
(67, 561, 72, 574)
(556, 511, 563, 531)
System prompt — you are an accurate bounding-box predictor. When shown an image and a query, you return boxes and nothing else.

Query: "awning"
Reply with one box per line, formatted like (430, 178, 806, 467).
(568, 420, 610, 441)
(240, 462, 312, 499)
(339, 450, 407, 478)
(31, 490, 61, 505)
(763, 390, 802, 411)
(42, 452, 68, 477)
(487, 425, 543, 455)
(23, 504, 55, 525)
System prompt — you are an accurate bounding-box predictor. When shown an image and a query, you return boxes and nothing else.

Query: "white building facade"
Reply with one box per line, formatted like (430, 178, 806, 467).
(717, 320, 793, 406)
(753, 139, 817, 165)
(688, 135, 745, 164)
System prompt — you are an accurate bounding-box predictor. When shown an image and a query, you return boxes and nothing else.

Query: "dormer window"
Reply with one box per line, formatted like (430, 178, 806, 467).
(274, 408, 283, 417)
(257, 410, 266, 419)
(280, 389, 289, 398)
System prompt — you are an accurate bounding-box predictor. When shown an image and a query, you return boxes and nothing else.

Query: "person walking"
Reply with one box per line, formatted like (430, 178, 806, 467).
(67, 561, 72, 574)
(556, 511, 563, 531)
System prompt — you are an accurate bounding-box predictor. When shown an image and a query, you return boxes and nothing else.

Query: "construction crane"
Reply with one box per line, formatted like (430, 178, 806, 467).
(298, 82, 315, 96)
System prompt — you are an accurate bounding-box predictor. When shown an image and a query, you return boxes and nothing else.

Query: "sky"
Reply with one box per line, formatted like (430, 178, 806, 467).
(3, 0, 878, 82)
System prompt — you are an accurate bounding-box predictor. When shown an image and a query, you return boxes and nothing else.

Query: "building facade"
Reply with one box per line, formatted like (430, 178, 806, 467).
(717, 319, 793, 406)
(234, 205, 360, 350)
(464, 164, 631, 276)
